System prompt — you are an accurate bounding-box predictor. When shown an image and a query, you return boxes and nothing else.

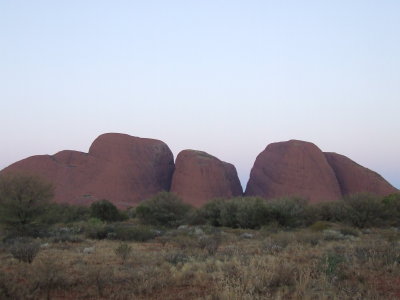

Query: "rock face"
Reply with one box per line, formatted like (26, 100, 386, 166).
(324, 152, 398, 197)
(245, 140, 343, 203)
(1, 133, 175, 208)
(170, 150, 242, 207)
(2, 134, 397, 208)
(245, 140, 398, 202)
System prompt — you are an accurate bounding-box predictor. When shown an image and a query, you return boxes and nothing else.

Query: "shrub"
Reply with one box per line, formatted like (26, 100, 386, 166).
(40, 203, 90, 224)
(112, 225, 157, 242)
(90, 199, 125, 222)
(269, 197, 310, 227)
(382, 193, 400, 226)
(313, 201, 347, 223)
(200, 199, 226, 227)
(136, 192, 192, 227)
(343, 194, 384, 228)
(115, 243, 132, 264)
(200, 197, 270, 229)
(0, 173, 54, 235)
(229, 197, 270, 229)
(9, 238, 40, 263)
(85, 221, 157, 242)
(201, 197, 315, 229)
(219, 200, 239, 228)
(84, 219, 113, 240)
(185, 209, 207, 225)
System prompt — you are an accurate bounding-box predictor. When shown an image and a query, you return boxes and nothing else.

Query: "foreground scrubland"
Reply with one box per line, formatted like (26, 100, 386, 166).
(0, 174, 400, 299)
(1, 222, 400, 299)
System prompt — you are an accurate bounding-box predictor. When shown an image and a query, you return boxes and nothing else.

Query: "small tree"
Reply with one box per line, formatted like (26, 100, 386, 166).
(136, 192, 192, 227)
(90, 199, 123, 222)
(0, 173, 53, 235)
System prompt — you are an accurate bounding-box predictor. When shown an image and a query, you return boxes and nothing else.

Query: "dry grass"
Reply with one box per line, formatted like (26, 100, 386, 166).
(0, 227, 399, 299)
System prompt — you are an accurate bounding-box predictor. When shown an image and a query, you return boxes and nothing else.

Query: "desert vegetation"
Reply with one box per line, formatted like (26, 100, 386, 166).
(0, 175, 400, 299)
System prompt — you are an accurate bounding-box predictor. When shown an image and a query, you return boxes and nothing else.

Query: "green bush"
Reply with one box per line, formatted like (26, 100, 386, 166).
(90, 199, 126, 222)
(269, 197, 310, 228)
(382, 193, 400, 226)
(0, 173, 54, 235)
(39, 203, 90, 224)
(343, 194, 384, 228)
(219, 200, 239, 228)
(85, 222, 111, 240)
(112, 225, 157, 242)
(200, 199, 226, 227)
(235, 197, 271, 228)
(85, 221, 156, 242)
(184, 209, 207, 226)
(136, 192, 192, 227)
(200, 197, 270, 229)
(312, 194, 398, 227)
(312, 201, 347, 223)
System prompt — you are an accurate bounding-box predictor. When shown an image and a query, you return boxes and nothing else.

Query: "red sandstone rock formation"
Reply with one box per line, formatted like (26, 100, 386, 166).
(324, 152, 398, 197)
(1, 133, 175, 208)
(245, 140, 343, 203)
(2, 135, 397, 208)
(170, 150, 243, 207)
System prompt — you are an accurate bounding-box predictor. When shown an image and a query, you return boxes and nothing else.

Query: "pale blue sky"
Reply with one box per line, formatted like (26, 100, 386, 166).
(1, 1, 399, 189)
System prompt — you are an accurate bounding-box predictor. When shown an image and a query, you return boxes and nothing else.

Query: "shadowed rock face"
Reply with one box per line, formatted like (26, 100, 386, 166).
(170, 150, 243, 207)
(245, 140, 343, 203)
(1, 133, 175, 208)
(324, 152, 398, 197)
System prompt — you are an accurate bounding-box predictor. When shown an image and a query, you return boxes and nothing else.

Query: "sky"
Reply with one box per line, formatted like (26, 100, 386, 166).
(0, 1, 399, 189)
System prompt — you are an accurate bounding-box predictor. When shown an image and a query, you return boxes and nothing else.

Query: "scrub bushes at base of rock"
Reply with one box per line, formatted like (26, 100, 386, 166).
(136, 192, 192, 227)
